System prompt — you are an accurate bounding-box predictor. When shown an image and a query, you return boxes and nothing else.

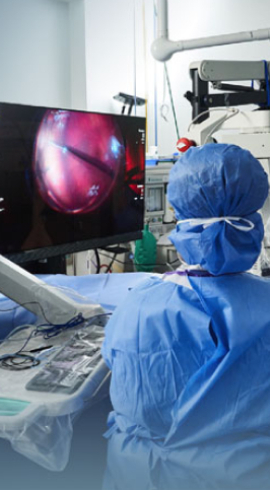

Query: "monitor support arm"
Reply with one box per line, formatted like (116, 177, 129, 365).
(0, 255, 104, 325)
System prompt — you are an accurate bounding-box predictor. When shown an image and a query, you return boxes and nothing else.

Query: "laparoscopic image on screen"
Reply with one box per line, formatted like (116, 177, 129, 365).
(0, 102, 145, 260)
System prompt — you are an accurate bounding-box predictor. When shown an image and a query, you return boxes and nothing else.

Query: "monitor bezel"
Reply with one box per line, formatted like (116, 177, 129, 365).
(4, 230, 143, 264)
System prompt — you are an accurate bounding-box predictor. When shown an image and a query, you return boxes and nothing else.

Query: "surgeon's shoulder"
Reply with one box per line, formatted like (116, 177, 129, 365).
(102, 272, 201, 347)
(121, 272, 194, 300)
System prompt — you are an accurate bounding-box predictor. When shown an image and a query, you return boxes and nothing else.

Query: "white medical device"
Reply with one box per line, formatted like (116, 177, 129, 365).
(145, 162, 175, 238)
(183, 60, 270, 147)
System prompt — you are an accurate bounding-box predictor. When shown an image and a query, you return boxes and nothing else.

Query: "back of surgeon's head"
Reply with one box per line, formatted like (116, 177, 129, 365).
(167, 143, 269, 275)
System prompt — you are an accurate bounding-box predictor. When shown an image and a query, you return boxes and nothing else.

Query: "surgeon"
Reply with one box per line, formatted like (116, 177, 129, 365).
(102, 143, 270, 490)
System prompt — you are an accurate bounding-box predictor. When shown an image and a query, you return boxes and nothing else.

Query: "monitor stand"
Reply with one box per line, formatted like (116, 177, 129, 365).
(22, 255, 67, 275)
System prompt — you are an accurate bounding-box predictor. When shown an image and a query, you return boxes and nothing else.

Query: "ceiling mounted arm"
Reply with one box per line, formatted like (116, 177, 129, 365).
(151, 0, 270, 62)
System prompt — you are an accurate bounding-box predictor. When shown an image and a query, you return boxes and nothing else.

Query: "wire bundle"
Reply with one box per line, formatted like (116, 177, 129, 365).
(0, 311, 110, 371)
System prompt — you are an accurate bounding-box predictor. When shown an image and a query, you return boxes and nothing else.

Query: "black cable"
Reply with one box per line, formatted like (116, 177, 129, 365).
(0, 353, 40, 370)
(104, 252, 117, 273)
(94, 248, 101, 274)
(0, 311, 111, 371)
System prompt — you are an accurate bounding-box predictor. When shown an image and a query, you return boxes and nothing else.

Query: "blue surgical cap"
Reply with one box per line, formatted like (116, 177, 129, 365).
(167, 143, 269, 275)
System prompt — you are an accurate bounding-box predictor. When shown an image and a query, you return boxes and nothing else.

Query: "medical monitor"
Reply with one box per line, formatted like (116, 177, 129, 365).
(0, 102, 145, 263)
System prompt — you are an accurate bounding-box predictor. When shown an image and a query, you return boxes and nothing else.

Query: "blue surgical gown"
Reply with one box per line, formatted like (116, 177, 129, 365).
(102, 271, 270, 490)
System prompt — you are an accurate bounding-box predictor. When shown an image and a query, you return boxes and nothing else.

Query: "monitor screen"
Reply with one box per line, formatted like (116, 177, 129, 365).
(0, 102, 145, 263)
